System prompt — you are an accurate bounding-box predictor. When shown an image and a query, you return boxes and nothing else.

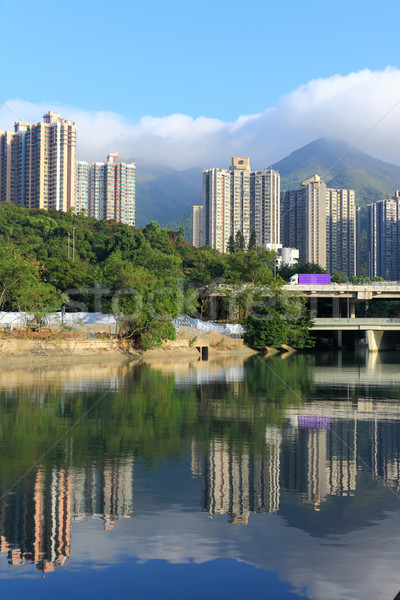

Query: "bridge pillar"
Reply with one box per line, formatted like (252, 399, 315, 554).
(309, 296, 318, 317)
(332, 297, 340, 318)
(366, 330, 399, 352)
(333, 330, 342, 348)
(349, 300, 356, 319)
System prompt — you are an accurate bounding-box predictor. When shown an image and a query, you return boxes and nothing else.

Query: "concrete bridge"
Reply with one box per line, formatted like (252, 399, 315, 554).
(283, 282, 400, 300)
(281, 284, 400, 351)
(206, 283, 400, 351)
(312, 318, 400, 351)
(283, 283, 400, 319)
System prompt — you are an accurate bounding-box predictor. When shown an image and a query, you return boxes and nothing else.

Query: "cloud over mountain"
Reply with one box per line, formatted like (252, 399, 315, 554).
(2, 68, 400, 169)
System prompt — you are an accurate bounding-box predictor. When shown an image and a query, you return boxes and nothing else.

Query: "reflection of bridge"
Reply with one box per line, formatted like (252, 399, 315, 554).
(312, 318, 400, 351)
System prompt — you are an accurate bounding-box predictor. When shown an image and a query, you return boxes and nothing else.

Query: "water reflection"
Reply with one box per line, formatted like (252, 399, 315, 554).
(0, 351, 400, 596)
(0, 456, 134, 573)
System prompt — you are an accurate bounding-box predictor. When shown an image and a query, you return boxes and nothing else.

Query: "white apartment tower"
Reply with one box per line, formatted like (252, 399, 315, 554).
(0, 111, 76, 211)
(202, 166, 232, 252)
(195, 157, 280, 252)
(231, 156, 251, 247)
(326, 187, 357, 276)
(251, 169, 280, 247)
(281, 174, 357, 277)
(303, 175, 327, 268)
(76, 153, 135, 226)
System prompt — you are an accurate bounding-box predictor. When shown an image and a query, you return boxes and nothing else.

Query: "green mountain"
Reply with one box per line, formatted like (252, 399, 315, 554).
(270, 138, 400, 207)
(135, 164, 202, 228)
(134, 139, 400, 246)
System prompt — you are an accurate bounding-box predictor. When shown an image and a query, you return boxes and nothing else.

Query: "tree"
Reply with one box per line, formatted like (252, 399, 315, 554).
(248, 230, 257, 251)
(243, 307, 288, 350)
(242, 282, 315, 351)
(234, 230, 245, 252)
(331, 271, 348, 283)
(0, 245, 44, 310)
(176, 226, 185, 242)
(227, 235, 235, 254)
(224, 248, 276, 286)
(279, 262, 327, 281)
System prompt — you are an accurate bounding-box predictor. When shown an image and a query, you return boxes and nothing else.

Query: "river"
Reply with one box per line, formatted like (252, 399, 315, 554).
(0, 350, 399, 600)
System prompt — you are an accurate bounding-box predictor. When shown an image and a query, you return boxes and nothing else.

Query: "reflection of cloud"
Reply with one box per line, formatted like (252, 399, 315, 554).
(99, 508, 400, 600)
(1, 502, 397, 600)
(2, 69, 400, 168)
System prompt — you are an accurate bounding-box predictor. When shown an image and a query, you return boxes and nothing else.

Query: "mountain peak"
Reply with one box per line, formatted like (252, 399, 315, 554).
(270, 138, 400, 203)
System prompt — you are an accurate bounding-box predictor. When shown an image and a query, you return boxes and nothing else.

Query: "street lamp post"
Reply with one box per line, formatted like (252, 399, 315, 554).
(67, 232, 70, 259)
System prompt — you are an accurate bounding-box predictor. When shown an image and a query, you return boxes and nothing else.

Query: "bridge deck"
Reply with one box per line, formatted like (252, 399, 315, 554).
(312, 318, 400, 331)
(283, 283, 400, 300)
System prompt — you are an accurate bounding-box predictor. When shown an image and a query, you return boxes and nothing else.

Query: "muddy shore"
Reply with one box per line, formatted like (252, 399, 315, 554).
(0, 327, 256, 368)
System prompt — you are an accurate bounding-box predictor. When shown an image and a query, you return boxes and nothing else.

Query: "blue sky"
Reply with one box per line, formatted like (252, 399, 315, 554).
(1, 0, 400, 167)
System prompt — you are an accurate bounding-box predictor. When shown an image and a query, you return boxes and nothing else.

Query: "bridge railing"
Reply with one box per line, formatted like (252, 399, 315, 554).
(314, 318, 400, 325)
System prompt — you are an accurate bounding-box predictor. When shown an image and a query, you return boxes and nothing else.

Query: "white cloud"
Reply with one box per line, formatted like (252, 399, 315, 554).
(2, 68, 400, 169)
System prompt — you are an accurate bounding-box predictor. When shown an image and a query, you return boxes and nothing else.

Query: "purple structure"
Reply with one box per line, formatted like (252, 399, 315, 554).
(298, 416, 331, 430)
(298, 273, 331, 285)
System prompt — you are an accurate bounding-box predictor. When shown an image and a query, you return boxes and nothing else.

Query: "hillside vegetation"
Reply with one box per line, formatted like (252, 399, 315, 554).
(0, 203, 314, 350)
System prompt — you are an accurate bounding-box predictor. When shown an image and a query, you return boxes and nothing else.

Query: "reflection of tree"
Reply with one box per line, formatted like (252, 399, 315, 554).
(0, 357, 315, 487)
(2, 355, 400, 567)
(196, 355, 315, 455)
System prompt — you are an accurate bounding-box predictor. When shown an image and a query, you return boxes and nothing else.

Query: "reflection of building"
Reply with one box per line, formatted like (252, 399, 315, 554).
(0, 468, 71, 572)
(70, 457, 134, 529)
(0, 456, 134, 572)
(194, 394, 400, 520)
(283, 400, 400, 508)
(370, 419, 400, 491)
(198, 427, 281, 522)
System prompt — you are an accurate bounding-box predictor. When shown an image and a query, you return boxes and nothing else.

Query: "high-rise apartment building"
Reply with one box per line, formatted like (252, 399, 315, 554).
(192, 205, 204, 247)
(75, 160, 89, 215)
(326, 187, 357, 276)
(231, 156, 251, 247)
(75, 153, 135, 226)
(368, 193, 400, 280)
(281, 174, 357, 277)
(195, 157, 280, 253)
(281, 175, 327, 267)
(251, 169, 280, 247)
(201, 166, 232, 252)
(0, 111, 76, 211)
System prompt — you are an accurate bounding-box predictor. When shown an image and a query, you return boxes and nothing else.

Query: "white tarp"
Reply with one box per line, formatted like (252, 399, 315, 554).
(173, 315, 245, 336)
(0, 312, 117, 325)
(0, 312, 244, 335)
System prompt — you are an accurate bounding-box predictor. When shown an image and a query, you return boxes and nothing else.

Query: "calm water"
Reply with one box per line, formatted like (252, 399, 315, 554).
(0, 351, 400, 599)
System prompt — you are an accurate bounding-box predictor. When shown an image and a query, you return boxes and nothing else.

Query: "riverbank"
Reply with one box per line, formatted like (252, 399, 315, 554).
(0, 328, 256, 366)
(143, 328, 256, 360)
(0, 338, 129, 367)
